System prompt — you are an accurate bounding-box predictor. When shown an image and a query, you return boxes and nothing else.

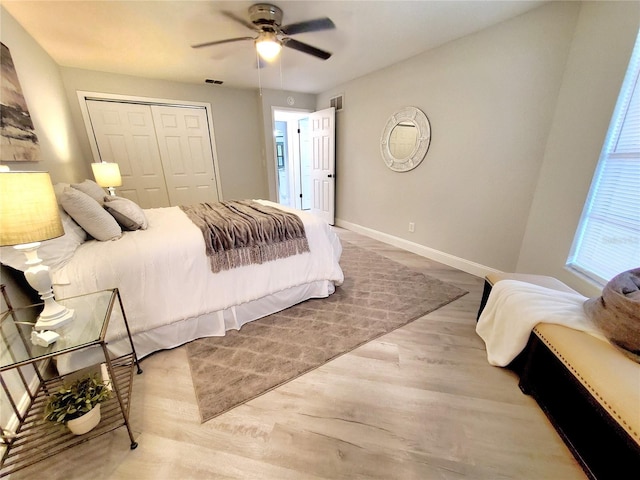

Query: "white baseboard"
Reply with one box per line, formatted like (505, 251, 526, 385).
(335, 218, 502, 279)
(1, 365, 43, 445)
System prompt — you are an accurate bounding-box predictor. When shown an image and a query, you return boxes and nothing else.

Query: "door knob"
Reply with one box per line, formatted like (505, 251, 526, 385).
(327, 174, 333, 178)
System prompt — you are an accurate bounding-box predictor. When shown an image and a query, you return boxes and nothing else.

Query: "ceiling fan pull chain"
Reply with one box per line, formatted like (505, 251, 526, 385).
(256, 49, 263, 96)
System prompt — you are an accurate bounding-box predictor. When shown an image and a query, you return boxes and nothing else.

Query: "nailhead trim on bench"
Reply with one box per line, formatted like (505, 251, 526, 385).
(534, 328, 640, 444)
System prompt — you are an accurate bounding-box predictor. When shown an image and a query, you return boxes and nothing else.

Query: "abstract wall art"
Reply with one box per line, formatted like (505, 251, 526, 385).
(1, 42, 40, 161)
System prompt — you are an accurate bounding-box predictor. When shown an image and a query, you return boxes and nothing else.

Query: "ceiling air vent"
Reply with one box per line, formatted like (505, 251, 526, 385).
(330, 94, 344, 112)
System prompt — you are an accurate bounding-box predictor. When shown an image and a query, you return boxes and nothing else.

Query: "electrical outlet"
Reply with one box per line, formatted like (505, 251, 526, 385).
(408, 222, 415, 233)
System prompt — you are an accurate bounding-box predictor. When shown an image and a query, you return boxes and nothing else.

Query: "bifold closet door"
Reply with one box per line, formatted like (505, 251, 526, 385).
(86, 100, 220, 208)
(150, 105, 219, 207)
(86, 100, 171, 208)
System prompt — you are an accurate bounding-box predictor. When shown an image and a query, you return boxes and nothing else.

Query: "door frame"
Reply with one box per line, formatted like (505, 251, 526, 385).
(272, 107, 312, 210)
(77, 91, 223, 200)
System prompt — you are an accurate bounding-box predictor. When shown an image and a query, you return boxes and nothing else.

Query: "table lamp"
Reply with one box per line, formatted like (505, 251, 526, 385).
(91, 162, 122, 196)
(0, 171, 74, 330)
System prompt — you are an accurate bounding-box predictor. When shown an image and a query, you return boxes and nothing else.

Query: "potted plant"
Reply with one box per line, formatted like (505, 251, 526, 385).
(44, 374, 111, 435)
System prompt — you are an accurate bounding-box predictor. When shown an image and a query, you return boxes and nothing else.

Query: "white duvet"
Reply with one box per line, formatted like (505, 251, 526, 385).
(52, 200, 344, 342)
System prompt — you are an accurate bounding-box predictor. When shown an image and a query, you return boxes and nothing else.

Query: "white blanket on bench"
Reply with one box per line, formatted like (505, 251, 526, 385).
(476, 280, 607, 366)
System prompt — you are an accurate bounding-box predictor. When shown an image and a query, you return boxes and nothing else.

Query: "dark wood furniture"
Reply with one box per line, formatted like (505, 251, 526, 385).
(478, 277, 640, 479)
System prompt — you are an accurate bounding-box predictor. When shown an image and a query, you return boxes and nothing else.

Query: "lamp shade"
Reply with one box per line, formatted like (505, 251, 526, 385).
(255, 32, 282, 61)
(91, 162, 122, 187)
(0, 171, 64, 246)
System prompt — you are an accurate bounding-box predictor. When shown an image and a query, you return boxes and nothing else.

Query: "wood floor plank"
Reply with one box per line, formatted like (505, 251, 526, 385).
(8, 228, 585, 479)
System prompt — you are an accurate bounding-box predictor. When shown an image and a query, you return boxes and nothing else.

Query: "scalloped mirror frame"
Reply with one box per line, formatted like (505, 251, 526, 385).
(380, 106, 431, 172)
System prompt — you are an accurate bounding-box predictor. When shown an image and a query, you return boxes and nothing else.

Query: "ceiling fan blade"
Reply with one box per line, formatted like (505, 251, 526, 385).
(221, 10, 257, 31)
(283, 38, 332, 60)
(191, 37, 254, 49)
(281, 17, 335, 35)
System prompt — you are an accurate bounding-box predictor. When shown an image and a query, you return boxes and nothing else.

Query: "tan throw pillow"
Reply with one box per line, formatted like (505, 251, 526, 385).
(71, 179, 107, 205)
(103, 196, 148, 230)
(584, 268, 640, 362)
(59, 187, 122, 241)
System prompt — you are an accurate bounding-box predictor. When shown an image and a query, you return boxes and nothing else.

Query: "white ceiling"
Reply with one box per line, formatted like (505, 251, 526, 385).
(3, 0, 546, 94)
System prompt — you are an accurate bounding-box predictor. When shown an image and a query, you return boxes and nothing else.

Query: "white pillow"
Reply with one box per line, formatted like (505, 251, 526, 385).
(53, 182, 71, 204)
(0, 208, 87, 271)
(103, 196, 148, 230)
(59, 187, 122, 241)
(71, 179, 107, 205)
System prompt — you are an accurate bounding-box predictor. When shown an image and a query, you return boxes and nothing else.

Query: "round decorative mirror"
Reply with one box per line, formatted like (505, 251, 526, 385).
(380, 106, 431, 172)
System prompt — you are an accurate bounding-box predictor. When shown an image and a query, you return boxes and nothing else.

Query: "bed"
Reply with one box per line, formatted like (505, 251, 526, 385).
(0, 182, 344, 373)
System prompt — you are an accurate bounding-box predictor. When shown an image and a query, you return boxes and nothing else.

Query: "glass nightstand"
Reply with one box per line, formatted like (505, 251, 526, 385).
(0, 287, 142, 477)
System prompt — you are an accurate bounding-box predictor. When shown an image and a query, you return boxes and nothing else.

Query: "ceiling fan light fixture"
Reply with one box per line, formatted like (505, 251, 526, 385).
(255, 31, 282, 61)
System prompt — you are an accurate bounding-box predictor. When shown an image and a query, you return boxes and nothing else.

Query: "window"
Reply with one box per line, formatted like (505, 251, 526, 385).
(567, 31, 640, 285)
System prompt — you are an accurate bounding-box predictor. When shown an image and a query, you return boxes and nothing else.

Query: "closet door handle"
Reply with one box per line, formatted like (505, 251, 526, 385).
(327, 174, 334, 178)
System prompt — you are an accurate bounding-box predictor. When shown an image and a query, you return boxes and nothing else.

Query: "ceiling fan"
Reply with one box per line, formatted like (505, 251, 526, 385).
(192, 3, 335, 62)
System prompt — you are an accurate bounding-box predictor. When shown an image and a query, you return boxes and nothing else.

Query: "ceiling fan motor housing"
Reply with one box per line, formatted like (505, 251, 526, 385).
(249, 3, 283, 28)
(191, 3, 333, 61)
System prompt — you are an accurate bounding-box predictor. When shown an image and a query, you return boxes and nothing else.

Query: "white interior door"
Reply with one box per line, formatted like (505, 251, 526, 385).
(86, 100, 170, 208)
(298, 117, 312, 210)
(150, 105, 219, 206)
(309, 107, 335, 225)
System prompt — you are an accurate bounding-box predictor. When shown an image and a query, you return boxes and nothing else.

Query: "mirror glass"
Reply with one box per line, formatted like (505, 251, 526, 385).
(380, 107, 431, 172)
(389, 121, 418, 160)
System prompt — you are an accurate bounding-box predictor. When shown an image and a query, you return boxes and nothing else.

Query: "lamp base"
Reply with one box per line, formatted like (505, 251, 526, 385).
(35, 306, 74, 331)
(14, 243, 76, 331)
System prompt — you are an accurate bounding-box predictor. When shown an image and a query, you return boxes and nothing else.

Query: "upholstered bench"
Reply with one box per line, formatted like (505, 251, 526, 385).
(478, 273, 640, 479)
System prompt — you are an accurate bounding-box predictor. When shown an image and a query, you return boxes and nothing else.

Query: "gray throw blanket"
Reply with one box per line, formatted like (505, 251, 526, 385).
(180, 200, 310, 273)
(584, 268, 640, 363)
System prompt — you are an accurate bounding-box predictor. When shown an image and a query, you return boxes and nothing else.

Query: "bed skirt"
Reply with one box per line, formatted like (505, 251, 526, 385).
(55, 280, 335, 374)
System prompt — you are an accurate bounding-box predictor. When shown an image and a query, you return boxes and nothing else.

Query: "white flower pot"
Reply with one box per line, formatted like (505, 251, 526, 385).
(66, 404, 101, 435)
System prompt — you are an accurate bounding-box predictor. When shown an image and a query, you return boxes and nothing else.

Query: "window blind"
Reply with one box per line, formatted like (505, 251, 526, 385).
(568, 31, 640, 285)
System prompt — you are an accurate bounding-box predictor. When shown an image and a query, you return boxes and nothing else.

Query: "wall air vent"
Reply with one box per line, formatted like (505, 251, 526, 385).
(330, 94, 344, 112)
(205, 79, 224, 85)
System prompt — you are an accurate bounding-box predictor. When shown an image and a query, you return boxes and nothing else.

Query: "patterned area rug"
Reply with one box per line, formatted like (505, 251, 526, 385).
(186, 241, 468, 423)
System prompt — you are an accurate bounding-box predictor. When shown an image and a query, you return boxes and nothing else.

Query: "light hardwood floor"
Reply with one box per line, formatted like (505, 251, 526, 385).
(11, 229, 585, 479)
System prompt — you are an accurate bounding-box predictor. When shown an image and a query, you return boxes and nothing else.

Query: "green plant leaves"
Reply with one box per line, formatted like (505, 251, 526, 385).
(43, 374, 111, 424)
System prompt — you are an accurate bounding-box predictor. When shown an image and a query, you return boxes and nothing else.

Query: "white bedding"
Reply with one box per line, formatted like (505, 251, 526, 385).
(51, 200, 343, 356)
(476, 279, 607, 367)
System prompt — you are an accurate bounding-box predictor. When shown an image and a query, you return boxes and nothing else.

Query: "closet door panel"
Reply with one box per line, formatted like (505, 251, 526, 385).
(86, 100, 170, 208)
(151, 106, 219, 206)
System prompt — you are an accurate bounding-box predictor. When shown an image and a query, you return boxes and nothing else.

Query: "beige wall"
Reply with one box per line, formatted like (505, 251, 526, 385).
(318, 0, 640, 296)
(0, 7, 85, 183)
(517, 1, 640, 296)
(318, 2, 579, 275)
(59, 67, 268, 201)
(4, 1, 638, 297)
(1, 6, 268, 201)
